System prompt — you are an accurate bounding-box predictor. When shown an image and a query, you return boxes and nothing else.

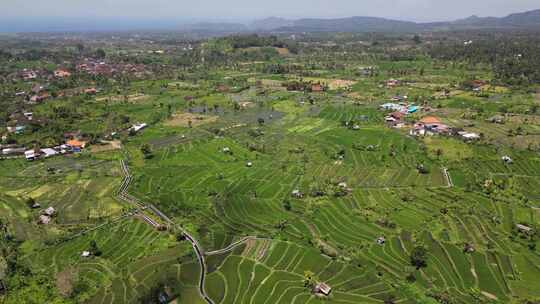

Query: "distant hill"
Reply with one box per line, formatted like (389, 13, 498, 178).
(282, 16, 420, 32)
(446, 9, 540, 29)
(251, 17, 294, 30)
(253, 8, 540, 32)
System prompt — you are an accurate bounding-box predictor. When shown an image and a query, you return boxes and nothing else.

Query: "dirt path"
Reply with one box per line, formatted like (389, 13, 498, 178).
(118, 159, 215, 304)
(442, 167, 454, 188)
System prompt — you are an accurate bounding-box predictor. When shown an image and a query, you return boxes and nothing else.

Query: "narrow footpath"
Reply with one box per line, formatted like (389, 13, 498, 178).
(118, 160, 215, 304)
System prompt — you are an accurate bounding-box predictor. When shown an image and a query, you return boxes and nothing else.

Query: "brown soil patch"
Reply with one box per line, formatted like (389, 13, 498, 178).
(56, 267, 75, 297)
(328, 79, 356, 90)
(90, 140, 122, 153)
(255, 240, 271, 261)
(275, 48, 290, 55)
(241, 239, 257, 257)
(165, 112, 218, 127)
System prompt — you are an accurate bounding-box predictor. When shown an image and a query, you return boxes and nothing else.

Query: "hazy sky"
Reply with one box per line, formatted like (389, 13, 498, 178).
(1, 0, 539, 22)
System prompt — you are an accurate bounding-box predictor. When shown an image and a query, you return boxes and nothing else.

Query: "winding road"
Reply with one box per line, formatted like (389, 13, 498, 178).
(118, 160, 215, 304)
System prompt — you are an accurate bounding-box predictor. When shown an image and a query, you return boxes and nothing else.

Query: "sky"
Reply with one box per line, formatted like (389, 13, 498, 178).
(0, 0, 538, 24)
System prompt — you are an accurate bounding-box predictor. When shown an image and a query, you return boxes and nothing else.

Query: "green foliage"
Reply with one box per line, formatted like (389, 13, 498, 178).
(410, 245, 428, 269)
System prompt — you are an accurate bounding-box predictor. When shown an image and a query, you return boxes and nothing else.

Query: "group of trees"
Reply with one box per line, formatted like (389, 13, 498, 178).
(428, 34, 540, 85)
(221, 34, 298, 53)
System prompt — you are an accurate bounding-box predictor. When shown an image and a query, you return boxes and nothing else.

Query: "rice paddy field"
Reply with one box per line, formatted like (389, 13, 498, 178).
(119, 87, 539, 303)
(1, 52, 540, 303)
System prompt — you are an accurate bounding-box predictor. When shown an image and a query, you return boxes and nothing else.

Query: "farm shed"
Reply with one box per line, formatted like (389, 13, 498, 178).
(502, 156, 513, 164)
(292, 189, 303, 198)
(313, 282, 332, 296)
(516, 224, 533, 233)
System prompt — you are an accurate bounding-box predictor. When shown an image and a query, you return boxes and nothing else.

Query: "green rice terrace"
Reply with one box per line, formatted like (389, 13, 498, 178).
(1, 31, 540, 304)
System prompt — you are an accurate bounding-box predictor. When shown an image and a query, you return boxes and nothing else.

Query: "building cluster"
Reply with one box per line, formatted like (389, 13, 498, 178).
(381, 101, 419, 128)
(380, 101, 481, 141)
(76, 59, 148, 77)
(23, 139, 87, 161)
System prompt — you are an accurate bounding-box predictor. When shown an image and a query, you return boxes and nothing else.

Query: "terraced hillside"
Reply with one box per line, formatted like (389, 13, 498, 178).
(124, 100, 540, 303)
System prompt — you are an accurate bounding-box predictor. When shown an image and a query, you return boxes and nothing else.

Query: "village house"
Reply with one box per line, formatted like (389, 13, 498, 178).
(386, 79, 400, 87)
(386, 111, 405, 122)
(54, 68, 71, 78)
(410, 116, 450, 137)
(21, 69, 37, 81)
(313, 282, 332, 296)
(66, 139, 87, 152)
(407, 105, 419, 113)
(24, 149, 40, 161)
(311, 84, 324, 93)
(6, 125, 26, 134)
(40, 148, 58, 158)
(84, 87, 97, 95)
(376, 236, 386, 245)
(23, 112, 33, 120)
(380, 103, 405, 112)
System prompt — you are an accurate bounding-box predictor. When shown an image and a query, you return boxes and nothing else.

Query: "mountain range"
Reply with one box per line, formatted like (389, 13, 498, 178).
(1, 9, 539, 33)
(248, 9, 540, 32)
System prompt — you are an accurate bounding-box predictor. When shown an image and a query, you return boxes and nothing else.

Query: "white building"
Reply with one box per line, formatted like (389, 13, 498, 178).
(131, 123, 148, 133)
(24, 149, 39, 160)
(40, 148, 58, 158)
